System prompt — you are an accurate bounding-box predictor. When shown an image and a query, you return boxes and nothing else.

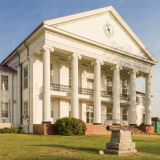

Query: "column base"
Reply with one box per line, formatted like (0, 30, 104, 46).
(112, 123, 120, 125)
(129, 124, 137, 126)
(42, 121, 51, 124)
(93, 123, 102, 125)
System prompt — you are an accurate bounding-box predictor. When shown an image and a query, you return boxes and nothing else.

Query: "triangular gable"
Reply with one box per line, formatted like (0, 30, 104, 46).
(44, 6, 157, 63)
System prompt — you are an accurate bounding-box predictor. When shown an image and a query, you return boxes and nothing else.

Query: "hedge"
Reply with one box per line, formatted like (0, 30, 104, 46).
(55, 117, 87, 136)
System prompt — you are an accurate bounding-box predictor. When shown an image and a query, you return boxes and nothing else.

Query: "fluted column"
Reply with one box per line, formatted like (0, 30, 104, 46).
(91, 60, 104, 124)
(128, 70, 138, 126)
(41, 45, 54, 124)
(111, 65, 122, 125)
(144, 73, 152, 126)
(68, 53, 81, 118)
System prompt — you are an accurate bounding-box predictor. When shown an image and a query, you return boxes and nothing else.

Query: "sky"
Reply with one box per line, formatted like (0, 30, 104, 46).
(0, 0, 160, 117)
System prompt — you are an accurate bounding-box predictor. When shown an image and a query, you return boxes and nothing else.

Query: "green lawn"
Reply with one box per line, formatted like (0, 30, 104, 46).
(0, 134, 160, 160)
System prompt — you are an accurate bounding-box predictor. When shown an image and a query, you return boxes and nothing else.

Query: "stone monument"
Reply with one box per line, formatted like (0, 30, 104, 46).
(99, 126, 137, 156)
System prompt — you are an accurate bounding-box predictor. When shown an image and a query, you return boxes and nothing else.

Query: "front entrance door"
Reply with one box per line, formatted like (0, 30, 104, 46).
(86, 106, 94, 124)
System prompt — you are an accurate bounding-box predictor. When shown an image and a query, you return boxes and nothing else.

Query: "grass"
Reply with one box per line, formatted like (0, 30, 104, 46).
(0, 134, 160, 160)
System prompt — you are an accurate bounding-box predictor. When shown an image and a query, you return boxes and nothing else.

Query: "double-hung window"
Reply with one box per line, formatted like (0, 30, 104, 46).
(122, 108, 128, 121)
(24, 101, 28, 115)
(51, 101, 53, 118)
(122, 79, 127, 95)
(1, 75, 8, 90)
(24, 66, 28, 89)
(1, 102, 8, 118)
(107, 77, 112, 92)
(50, 64, 53, 83)
(107, 106, 112, 120)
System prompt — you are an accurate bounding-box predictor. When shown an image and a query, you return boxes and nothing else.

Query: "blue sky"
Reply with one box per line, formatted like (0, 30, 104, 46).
(0, 0, 160, 117)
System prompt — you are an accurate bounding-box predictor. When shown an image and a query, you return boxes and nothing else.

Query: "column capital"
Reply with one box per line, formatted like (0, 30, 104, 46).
(128, 69, 139, 75)
(68, 53, 81, 60)
(91, 60, 104, 66)
(143, 73, 153, 78)
(39, 45, 54, 53)
(111, 64, 122, 71)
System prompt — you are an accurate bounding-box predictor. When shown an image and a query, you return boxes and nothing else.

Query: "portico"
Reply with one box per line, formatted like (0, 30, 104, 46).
(39, 43, 153, 127)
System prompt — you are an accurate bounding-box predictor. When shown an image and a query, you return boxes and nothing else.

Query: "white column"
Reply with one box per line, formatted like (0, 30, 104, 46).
(68, 53, 81, 118)
(91, 60, 104, 124)
(41, 45, 54, 123)
(145, 73, 152, 125)
(111, 65, 122, 125)
(128, 70, 138, 126)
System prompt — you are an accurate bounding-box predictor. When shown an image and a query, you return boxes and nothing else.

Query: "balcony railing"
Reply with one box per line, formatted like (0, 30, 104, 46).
(78, 87, 94, 95)
(50, 83, 129, 100)
(101, 91, 113, 98)
(50, 83, 71, 93)
(120, 94, 130, 101)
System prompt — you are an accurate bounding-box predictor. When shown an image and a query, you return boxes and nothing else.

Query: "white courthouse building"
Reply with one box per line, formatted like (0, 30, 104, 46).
(0, 6, 157, 133)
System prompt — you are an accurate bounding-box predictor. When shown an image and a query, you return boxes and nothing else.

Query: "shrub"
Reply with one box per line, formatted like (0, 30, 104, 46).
(152, 123, 155, 127)
(139, 122, 145, 126)
(2, 127, 19, 133)
(55, 117, 87, 136)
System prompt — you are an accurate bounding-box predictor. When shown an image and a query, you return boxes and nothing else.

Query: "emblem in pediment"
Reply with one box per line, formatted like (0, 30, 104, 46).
(103, 22, 114, 38)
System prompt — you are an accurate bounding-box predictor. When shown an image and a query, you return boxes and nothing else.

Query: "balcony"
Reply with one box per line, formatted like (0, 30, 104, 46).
(120, 94, 130, 101)
(50, 83, 130, 101)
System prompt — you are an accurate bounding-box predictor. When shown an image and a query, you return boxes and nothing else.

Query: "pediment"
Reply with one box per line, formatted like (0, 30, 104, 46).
(44, 6, 157, 63)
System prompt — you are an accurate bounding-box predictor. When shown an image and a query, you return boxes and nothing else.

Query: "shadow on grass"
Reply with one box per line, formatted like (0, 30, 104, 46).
(29, 144, 99, 154)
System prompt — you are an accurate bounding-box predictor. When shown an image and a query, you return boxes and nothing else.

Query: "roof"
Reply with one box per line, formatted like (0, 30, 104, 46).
(1, 6, 158, 65)
(136, 91, 145, 95)
(0, 65, 17, 73)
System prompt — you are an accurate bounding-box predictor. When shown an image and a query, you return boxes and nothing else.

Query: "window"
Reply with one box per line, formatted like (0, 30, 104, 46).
(69, 104, 71, 118)
(122, 108, 127, 121)
(50, 64, 53, 83)
(142, 114, 145, 122)
(107, 77, 112, 92)
(51, 101, 53, 118)
(142, 97, 145, 102)
(86, 106, 94, 124)
(1, 102, 8, 118)
(69, 68, 71, 86)
(24, 66, 28, 89)
(24, 101, 28, 115)
(87, 79, 94, 83)
(1, 75, 8, 90)
(136, 96, 140, 102)
(122, 79, 127, 95)
(107, 106, 112, 120)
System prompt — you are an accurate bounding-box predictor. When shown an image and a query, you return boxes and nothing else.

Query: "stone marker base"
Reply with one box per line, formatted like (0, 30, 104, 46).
(99, 129, 137, 156)
(99, 142, 137, 156)
(106, 142, 136, 151)
(99, 149, 137, 156)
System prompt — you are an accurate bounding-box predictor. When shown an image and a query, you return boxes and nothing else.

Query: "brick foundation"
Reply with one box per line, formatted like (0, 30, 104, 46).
(33, 124, 155, 135)
(33, 124, 58, 135)
(85, 124, 93, 135)
(136, 126, 155, 134)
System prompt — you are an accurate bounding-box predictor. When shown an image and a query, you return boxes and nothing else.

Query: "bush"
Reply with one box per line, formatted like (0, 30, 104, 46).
(140, 122, 145, 126)
(2, 127, 19, 133)
(55, 117, 87, 136)
(152, 123, 155, 127)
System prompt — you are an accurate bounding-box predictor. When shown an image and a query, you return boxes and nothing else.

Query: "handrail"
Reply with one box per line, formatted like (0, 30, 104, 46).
(50, 83, 71, 93)
(78, 87, 94, 95)
(120, 94, 130, 101)
(104, 119, 128, 126)
(50, 83, 130, 101)
(101, 91, 113, 98)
